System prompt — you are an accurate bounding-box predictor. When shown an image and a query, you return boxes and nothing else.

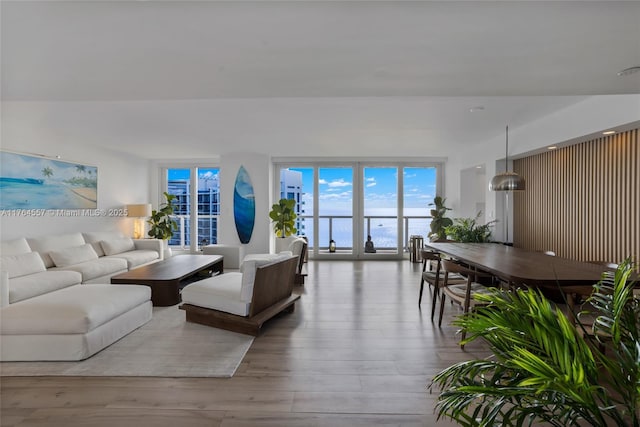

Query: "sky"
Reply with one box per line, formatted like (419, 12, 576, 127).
(1, 151, 97, 182)
(168, 168, 218, 181)
(165, 165, 436, 248)
(168, 166, 436, 215)
(290, 166, 437, 216)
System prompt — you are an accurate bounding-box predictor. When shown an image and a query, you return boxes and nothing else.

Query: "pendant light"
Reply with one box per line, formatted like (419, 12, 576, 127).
(489, 125, 525, 245)
(489, 126, 526, 191)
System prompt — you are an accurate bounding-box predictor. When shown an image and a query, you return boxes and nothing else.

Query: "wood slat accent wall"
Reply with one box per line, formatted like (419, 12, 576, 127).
(513, 128, 639, 264)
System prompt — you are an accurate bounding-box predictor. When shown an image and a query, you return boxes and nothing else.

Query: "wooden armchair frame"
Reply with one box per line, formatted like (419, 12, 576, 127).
(180, 256, 300, 336)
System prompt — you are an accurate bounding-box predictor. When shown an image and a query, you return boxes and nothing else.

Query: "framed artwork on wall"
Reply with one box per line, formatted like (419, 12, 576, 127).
(0, 151, 98, 210)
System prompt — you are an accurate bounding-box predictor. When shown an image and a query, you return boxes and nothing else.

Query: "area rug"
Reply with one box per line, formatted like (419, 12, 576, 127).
(0, 306, 254, 378)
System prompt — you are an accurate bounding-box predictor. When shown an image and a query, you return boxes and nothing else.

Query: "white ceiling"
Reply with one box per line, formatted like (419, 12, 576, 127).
(1, 1, 639, 158)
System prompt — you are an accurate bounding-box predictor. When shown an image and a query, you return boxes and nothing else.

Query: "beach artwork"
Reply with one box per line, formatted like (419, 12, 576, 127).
(0, 151, 97, 210)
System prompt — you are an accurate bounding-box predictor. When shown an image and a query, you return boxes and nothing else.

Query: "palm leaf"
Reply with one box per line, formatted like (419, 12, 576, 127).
(431, 261, 640, 426)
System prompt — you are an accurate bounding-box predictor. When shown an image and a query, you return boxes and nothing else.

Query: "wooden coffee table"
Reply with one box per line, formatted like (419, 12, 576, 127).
(111, 255, 224, 306)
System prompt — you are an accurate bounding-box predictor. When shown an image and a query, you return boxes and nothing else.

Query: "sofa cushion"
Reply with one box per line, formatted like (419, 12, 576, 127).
(0, 284, 151, 335)
(240, 253, 292, 302)
(53, 257, 128, 282)
(100, 238, 135, 256)
(105, 250, 159, 269)
(82, 231, 125, 256)
(1, 271, 8, 308)
(49, 244, 99, 268)
(8, 270, 82, 303)
(288, 237, 307, 257)
(0, 252, 46, 279)
(181, 273, 249, 316)
(27, 233, 86, 268)
(1, 238, 32, 256)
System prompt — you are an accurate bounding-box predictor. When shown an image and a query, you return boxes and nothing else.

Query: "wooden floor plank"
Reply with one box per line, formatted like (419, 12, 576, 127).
(1, 260, 489, 426)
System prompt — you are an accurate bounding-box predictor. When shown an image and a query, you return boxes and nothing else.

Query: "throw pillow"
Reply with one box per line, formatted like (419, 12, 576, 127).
(100, 238, 135, 256)
(49, 244, 99, 268)
(0, 252, 47, 279)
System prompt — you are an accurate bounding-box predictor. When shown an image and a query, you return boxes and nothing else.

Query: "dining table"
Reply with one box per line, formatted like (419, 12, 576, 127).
(423, 242, 618, 312)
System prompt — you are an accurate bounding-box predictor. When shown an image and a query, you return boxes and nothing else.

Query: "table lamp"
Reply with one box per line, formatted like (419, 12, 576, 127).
(126, 204, 152, 239)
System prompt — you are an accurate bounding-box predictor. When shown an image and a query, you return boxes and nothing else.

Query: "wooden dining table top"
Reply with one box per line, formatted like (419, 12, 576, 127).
(424, 242, 614, 289)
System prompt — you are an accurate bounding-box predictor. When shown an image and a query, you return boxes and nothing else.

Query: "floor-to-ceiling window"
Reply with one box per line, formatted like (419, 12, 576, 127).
(277, 161, 441, 259)
(403, 166, 438, 248)
(164, 167, 220, 250)
(363, 166, 398, 254)
(280, 168, 314, 248)
(318, 167, 354, 254)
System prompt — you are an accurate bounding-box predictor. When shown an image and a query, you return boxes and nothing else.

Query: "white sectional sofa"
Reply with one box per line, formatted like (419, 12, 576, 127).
(0, 231, 162, 361)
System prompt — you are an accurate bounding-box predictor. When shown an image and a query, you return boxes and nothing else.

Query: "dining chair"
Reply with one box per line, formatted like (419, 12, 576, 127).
(418, 250, 466, 319)
(418, 250, 440, 307)
(438, 259, 494, 348)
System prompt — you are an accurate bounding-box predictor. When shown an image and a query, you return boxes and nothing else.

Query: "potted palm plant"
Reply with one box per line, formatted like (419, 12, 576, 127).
(431, 259, 639, 426)
(147, 192, 178, 258)
(443, 212, 496, 243)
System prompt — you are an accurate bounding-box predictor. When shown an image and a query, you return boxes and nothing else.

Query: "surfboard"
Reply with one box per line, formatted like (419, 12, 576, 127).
(233, 165, 255, 244)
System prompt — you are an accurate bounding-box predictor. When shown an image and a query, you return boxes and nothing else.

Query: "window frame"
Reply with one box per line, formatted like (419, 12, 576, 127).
(157, 163, 221, 252)
(274, 159, 444, 259)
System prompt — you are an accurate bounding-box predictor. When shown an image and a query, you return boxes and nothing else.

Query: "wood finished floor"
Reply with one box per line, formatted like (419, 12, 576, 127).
(1, 260, 492, 426)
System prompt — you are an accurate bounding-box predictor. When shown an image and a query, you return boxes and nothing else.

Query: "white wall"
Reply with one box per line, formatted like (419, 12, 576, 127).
(1, 102, 151, 241)
(2, 95, 637, 245)
(454, 94, 640, 243)
(459, 166, 486, 222)
(218, 152, 271, 255)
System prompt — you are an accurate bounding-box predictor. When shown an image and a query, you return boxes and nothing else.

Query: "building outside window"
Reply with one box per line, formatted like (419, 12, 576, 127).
(166, 167, 220, 249)
(280, 168, 308, 240)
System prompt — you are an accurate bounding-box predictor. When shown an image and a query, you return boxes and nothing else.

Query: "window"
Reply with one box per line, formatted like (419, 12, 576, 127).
(403, 167, 437, 248)
(363, 167, 398, 253)
(277, 162, 441, 258)
(280, 167, 313, 247)
(319, 167, 353, 253)
(166, 167, 220, 249)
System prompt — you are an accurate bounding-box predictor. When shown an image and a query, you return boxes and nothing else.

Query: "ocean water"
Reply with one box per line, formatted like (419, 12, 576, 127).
(0, 181, 95, 210)
(303, 208, 432, 249)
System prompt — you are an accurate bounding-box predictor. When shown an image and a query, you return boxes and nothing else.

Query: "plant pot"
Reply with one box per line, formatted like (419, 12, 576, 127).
(275, 236, 297, 253)
(162, 241, 172, 259)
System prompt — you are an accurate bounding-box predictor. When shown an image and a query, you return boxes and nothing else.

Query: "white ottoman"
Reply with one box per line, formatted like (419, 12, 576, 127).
(202, 244, 245, 269)
(0, 284, 152, 361)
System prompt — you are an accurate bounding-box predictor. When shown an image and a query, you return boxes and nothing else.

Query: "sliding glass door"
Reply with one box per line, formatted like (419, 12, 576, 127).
(277, 162, 440, 259)
(403, 167, 437, 249)
(318, 167, 354, 254)
(280, 167, 314, 249)
(363, 167, 398, 254)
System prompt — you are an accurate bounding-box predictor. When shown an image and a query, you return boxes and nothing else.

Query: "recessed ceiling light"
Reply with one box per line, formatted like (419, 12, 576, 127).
(469, 106, 485, 113)
(547, 146, 557, 150)
(617, 66, 640, 76)
(476, 165, 483, 169)
(603, 130, 616, 135)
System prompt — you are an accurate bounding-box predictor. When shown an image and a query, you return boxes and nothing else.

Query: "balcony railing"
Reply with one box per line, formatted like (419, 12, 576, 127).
(299, 214, 432, 251)
(168, 214, 220, 249)
(167, 213, 431, 252)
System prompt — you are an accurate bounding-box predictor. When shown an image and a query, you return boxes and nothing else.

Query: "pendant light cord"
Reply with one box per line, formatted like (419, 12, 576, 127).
(505, 125, 509, 173)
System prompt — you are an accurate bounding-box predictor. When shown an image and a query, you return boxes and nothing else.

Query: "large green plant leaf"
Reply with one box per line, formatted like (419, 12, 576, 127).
(147, 192, 178, 240)
(269, 198, 297, 237)
(431, 260, 639, 426)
